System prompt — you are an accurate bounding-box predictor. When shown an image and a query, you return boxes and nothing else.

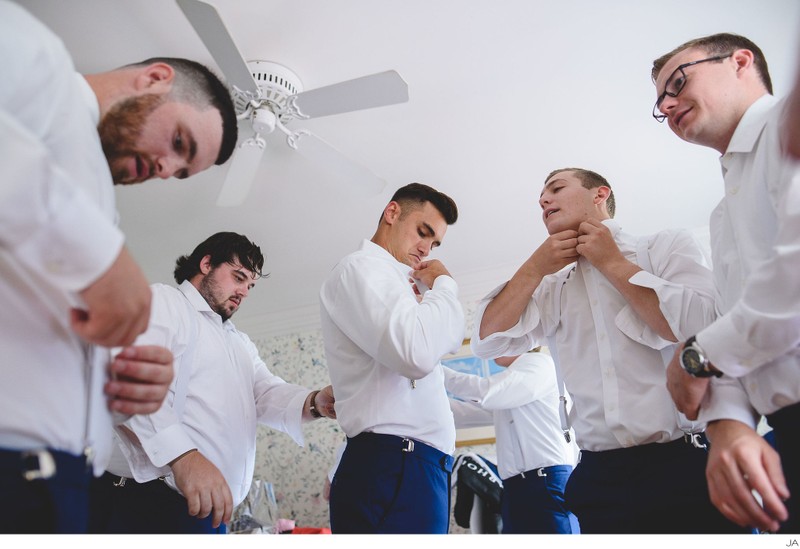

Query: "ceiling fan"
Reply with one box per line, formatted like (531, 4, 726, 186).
(176, 0, 409, 206)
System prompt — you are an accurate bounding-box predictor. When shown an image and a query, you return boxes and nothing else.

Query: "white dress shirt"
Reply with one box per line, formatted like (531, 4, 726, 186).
(698, 94, 800, 422)
(0, 1, 124, 473)
(444, 353, 575, 480)
(320, 239, 464, 454)
(109, 282, 309, 505)
(472, 220, 717, 452)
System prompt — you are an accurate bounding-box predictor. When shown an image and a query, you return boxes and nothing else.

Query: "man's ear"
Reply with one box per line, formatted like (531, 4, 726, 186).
(594, 185, 611, 205)
(134, 62, 175, 94)
(383, 201, 401, 225)
(732, 49, 755, 77)
(199, 254, 213, 275)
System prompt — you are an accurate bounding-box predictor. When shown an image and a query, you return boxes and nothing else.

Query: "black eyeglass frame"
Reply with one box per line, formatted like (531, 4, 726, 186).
(652, 53, 733, 123)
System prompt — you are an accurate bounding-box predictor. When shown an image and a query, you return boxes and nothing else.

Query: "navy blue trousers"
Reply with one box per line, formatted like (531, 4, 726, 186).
(88, 472, 225, 533)
(565, 437, 750, 534)
(329, 433, 454, 533)
(501, 465, 579, 534)
(768, 401, 800, 533)
(0, 448, 91, 533)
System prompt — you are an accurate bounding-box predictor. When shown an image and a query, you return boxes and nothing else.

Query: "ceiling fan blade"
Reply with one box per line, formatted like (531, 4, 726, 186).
(216, 140, 266, 207)
(291, 70, 409, 119)
(176, 0, 259, 97)
(294, 133, 386, 195)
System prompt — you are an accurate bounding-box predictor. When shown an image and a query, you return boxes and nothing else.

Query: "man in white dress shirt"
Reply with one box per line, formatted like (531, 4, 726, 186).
(472, 168, 747, 533)
(446, 349, 579, 533)
(0, 1, 238, 533)
(320, 182, 463, 533)
(653, 32, 800, 533)
(89, 232, 335, 533)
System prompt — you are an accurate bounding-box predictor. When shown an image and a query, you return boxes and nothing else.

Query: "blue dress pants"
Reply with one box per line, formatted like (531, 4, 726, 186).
(565, 436, 750, 534)
(0, 448, 91, 533)
(88, 471, 225, 533)
(768, 401, 800, 533)
(329, 432, 454, 533)
(501, 464, 579, 533)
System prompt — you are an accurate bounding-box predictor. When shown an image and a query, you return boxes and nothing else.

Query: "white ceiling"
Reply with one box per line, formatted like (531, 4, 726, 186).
(20, 0, 800, 338)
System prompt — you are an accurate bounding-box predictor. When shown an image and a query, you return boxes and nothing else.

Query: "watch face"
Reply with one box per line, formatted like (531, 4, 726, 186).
(681, 348, 704, 376)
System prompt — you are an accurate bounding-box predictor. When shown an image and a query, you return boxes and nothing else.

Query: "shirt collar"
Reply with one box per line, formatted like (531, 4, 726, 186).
(725, 94, 777, 155)
(601, 218, 622, 238)
(75, 73, 100, 125)
(177, 279, 236, 329)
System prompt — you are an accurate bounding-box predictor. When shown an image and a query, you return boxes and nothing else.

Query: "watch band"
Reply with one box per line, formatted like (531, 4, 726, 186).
(309, 389, 323, 418)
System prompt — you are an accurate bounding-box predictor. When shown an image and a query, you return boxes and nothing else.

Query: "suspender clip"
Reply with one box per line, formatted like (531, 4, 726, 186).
(21, 450, 57, 481)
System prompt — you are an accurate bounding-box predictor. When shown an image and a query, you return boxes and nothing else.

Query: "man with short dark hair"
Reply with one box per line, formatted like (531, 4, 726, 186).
(0, 1, 238, 533)
(472, 168, 745, 533)
(320, 182, 463, 533)
(653, 31, 800, 533)
(90, 232, 335, 534)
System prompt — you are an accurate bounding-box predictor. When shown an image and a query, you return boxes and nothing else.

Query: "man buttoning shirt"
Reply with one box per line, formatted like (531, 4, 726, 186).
(653, 32, 800, 533)
(320, 183, 463, 533)
(89, 232, 335, 534)
(0, 1, 238, 533)
(472, 168, 747, 533)
(446, 349, 580, 534)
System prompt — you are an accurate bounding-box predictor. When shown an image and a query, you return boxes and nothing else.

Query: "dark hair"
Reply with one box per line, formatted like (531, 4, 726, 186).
(174, 232, 264, 283)
(389, 182, 458, 225)
(651, 33, 772, 94)
(126, 57, 238, 165)
(544, 167, 615, 218)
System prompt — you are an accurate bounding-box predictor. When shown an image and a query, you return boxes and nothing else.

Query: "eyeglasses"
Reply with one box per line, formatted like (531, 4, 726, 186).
(652, 53, 732, 123)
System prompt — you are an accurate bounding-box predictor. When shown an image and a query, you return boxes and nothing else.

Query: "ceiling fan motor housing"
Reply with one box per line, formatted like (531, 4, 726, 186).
(233, 60, 304, 122)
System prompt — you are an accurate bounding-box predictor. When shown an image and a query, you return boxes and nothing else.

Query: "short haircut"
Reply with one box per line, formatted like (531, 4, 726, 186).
(544, 167, 616, 218)
(126, 57, 238, 165)
(389, 182, 459, 225)
(651, 33, 773, 94)
(174, 232, 265, 283)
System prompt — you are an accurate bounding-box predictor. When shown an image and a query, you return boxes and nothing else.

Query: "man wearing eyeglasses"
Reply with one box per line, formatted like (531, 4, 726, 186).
(652, 33, 800, 534)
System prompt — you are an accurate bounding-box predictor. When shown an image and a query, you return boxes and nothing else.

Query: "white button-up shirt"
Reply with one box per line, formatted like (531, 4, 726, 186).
(0, 2, 124, 473)
(698, 94, 800, 422)
(320, 239, 464, 454)
(109, 282, 309, 505)
(472, 221, 717, 452)
(445, 352, 576, 480)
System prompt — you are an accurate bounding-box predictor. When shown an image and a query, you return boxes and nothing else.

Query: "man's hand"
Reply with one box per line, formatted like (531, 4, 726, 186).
(315, 385, 336, 419)
(105, 345, 174, 415)
(530, 229, 580, 277)
(171, 450, 233, 529)
(412, 259, 451, 290)
(706, 420, 789, 532)
(665, 344, 710, 420)
(576, 219, 625, 271)
(72, 246, 151, 347)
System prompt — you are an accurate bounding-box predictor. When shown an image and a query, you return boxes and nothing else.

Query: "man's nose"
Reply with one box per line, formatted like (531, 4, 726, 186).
(155, 155, 184, 179)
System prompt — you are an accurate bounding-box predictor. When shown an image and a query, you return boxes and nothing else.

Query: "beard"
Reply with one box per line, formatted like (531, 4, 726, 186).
(97, 94, 163, 184)
(197, 267, 238, 322)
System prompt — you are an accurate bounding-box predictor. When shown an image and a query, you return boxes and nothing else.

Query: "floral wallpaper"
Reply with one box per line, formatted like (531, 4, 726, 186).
(244, 299, 497, 533)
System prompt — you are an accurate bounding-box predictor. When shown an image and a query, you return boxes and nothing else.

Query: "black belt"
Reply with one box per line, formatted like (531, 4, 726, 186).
(579, 434, 708, 468)
(0, 447, 89, 481)
(348, 432, 455, 472)
(511, 464, 572, 480)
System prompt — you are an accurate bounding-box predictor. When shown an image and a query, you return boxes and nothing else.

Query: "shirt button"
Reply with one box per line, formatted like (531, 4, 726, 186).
(728, 186, 739, 195)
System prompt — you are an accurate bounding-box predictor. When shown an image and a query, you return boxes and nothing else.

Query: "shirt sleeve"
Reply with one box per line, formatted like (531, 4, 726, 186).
(617, 230, 717, 350)
(322, 255, 465, 379)
(448, 397, 493, 429)
(246, 334, 309, 447)
(470, 281, 551, 360)
(443, 356, 554, 410)
(0, 108, 123, 295)
(699, 164, 800, 377)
